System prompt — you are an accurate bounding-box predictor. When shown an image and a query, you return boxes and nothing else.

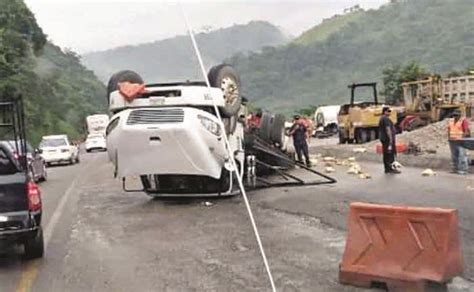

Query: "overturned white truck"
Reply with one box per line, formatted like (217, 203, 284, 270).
(105, 64, 335, 197)
(105, 65, 246, 197)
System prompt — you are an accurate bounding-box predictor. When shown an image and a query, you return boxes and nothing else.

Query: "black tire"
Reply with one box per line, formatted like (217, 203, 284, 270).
(356, 128, 369, 144)
(258, 113, 272, 142)
(369, 129, 377, 141)
(23, 227, 44, 260)
(106, 70, 144, 101)
(338, 129, 347, 144)
(270, 114, 286, 146)
(208, 64, 242, 117)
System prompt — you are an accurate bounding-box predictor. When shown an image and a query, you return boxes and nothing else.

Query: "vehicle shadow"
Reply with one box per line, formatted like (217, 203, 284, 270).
(0, 245, 24, 268)
(131, 195, 242, 211)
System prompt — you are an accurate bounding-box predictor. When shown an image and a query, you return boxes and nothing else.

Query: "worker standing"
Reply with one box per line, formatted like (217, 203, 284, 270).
(378, 106, 399, 174)
(448, 109, 470, 175)
(290, 114, 311, 167)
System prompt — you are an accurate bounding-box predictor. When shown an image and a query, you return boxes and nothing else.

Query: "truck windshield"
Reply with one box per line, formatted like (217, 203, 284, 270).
(40, 139, 67, 148)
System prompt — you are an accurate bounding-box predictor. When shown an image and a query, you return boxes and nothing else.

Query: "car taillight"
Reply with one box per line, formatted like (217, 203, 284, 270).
(27, 182, 42, 211)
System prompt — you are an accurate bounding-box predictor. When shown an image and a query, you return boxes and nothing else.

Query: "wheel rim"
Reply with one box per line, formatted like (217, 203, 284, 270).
(220, 76, 239, 106)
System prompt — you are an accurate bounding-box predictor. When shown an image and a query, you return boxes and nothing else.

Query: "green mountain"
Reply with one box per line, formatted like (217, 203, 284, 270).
(0, 0, 106, 144)
(82, 21, 289, 83)
(228, 0, 474, 113)
(294, 10, 363, 45)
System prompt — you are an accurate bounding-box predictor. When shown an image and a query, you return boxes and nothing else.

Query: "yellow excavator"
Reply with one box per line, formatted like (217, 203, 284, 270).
(338, 83, 398, 144)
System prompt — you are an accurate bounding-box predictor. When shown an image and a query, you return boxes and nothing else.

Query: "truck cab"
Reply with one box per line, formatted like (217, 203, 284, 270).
(0, 97, 44, 259)
(106, 65, 245, 197)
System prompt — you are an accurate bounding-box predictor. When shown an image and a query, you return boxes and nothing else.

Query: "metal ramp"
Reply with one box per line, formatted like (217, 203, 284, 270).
(245, 135, 336, 189)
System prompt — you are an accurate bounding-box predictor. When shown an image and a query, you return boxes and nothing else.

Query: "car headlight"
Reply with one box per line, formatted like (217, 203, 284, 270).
(198, 115, 222, 136)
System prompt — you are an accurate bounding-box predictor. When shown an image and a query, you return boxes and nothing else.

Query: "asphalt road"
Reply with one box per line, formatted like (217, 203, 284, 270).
(0, 151, 473, 291)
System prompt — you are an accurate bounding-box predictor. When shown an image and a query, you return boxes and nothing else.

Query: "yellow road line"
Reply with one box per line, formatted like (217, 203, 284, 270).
(16, 260, 40, 292)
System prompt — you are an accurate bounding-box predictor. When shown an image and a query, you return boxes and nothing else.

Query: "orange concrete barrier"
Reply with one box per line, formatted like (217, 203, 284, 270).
(339, 202, 463, 291)
(376, 143, 407, 154)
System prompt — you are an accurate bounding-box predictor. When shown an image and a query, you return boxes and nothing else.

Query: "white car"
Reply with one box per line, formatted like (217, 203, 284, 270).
(39, 135, 80, 166)
(106, 65, 244, 197)
(86, 114, 109, 136)
(85, 133, 107, 152)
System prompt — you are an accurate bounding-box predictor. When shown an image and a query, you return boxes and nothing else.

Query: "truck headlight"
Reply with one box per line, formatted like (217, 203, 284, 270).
(198, 115, 222, 136)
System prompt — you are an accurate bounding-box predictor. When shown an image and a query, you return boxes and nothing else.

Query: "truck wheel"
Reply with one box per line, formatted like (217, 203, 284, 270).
(338, 130, 347, 144)
(258, 113, 272, 142)
(270, 114, 286, 146)
(23, 227, 44, 260)
(107, 70, 144, 101)
(208, 64, 242, 117)
(356, 129, 369, 144)
(369, 129, 377, 141)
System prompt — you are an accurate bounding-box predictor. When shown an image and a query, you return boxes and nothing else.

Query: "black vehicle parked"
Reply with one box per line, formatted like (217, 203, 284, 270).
(0, 97, 44, 259)
(0, 140, 47, 183)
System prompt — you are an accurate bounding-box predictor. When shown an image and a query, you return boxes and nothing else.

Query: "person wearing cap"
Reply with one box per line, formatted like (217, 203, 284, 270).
(289, 114, 311, 166)
(378, 106, 399, 174)
(448, 109, 470, 174)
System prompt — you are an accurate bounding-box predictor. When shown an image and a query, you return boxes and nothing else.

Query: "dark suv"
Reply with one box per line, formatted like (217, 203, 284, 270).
(0, 98, 44, 259)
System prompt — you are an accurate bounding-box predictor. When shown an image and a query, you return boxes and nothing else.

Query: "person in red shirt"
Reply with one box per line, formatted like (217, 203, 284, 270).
(247, 110, 262, 129)
(448, 109, 470, 174)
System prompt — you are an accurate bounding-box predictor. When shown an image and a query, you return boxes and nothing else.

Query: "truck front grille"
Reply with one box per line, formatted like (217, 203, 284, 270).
(127, 109, 184, 125)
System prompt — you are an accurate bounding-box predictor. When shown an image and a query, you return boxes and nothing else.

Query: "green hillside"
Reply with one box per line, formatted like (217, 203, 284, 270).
(294, 10, 363, 45)
(82, 21, 289, 83)
(0, 0, 106, 144)
(228, 0, 474, 114)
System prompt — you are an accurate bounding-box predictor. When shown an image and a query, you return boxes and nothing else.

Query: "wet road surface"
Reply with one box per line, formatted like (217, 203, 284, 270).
(1, 151, 473, 291)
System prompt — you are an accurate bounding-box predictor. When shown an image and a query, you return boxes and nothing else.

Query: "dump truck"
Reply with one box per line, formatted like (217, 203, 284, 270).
(400, 75, 473, 131)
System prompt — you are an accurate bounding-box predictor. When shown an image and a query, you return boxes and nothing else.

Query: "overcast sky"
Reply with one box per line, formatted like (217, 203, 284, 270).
(24, 0, 387, 54)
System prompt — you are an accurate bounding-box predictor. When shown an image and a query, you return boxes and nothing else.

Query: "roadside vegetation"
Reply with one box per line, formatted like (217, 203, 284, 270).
(0, 0, 106, 144)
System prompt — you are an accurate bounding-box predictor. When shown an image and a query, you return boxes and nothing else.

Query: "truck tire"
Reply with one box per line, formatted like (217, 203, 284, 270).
(270, 114, 286, 146)
(338, 129, 347, 144)
(23, 227, 44, 260)
(356, 128, 369, 144)
(107, 70, 144, 101)
(258, 113, 272, 142)
(208, 64, 242, 117)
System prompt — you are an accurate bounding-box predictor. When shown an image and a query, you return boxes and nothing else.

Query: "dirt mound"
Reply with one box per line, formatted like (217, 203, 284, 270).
(397, 120, 448, 152)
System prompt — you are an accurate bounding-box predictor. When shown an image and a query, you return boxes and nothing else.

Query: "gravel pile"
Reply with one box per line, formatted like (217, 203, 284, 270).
(397, 120, 448, 152)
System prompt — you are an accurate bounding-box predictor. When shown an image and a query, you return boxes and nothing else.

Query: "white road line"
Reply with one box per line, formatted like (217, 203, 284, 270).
(43, 176, 78, 249)
(43, 157, 96, 249)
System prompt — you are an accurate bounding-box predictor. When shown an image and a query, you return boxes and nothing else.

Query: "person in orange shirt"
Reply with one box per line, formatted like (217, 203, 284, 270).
(448, 109, 470, 174)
